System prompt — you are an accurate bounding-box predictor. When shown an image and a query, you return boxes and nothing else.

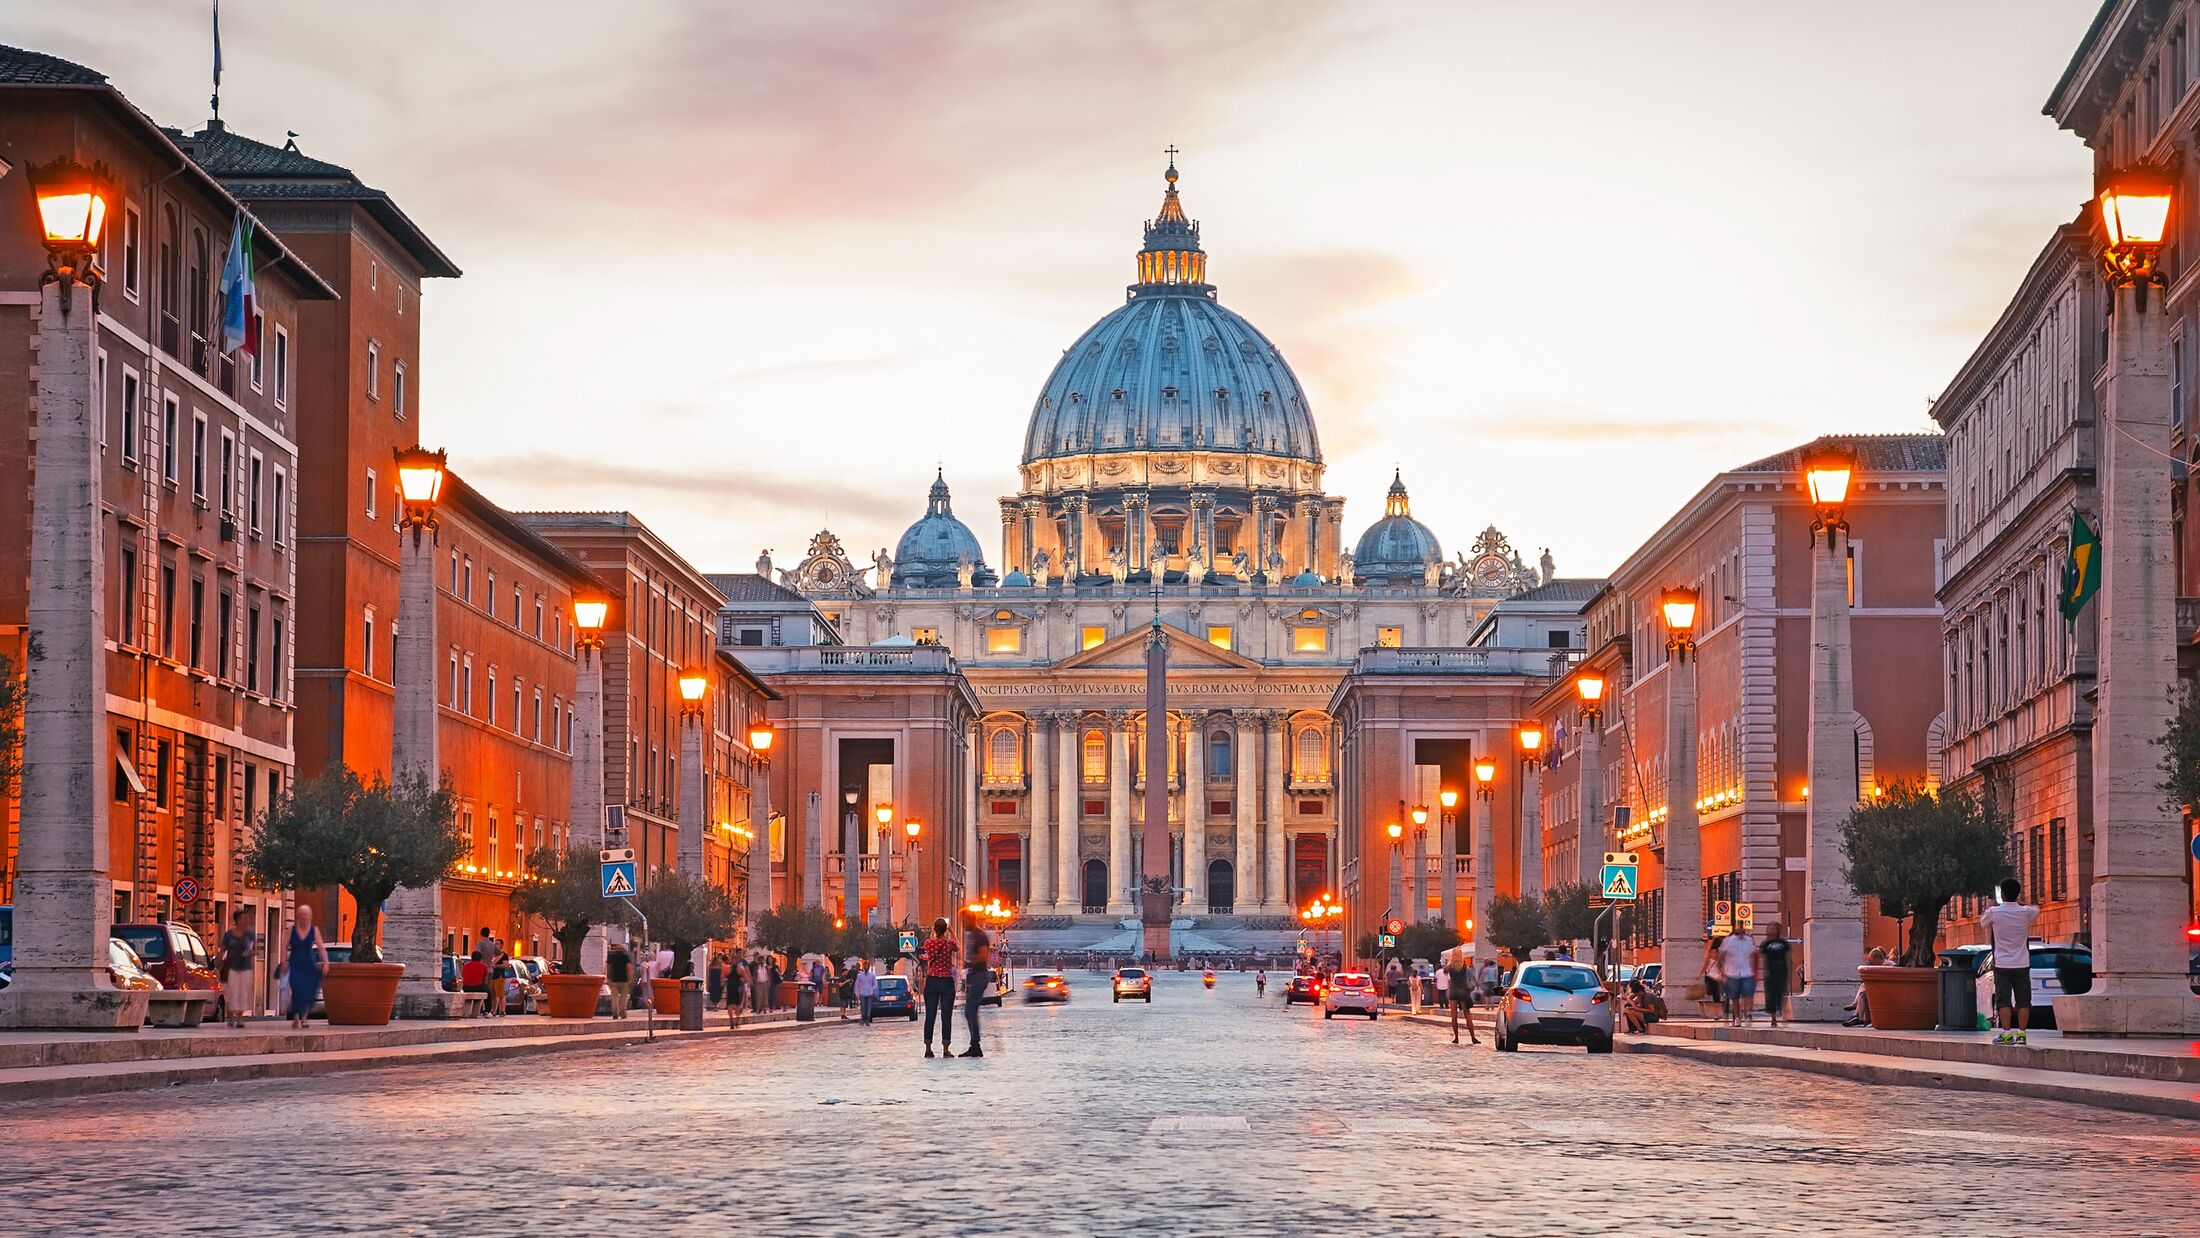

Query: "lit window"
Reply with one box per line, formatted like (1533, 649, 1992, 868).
(1377, 626, 1403, 648)
(366, 340, 380, 398)
(1082, 729, 1107, 783)
(1293, 625, 1328, 653)
(911, 626, 939, 645)
(1207, 626, 1233, 650)
(987, 626, 1022, 654)
(1082, 625, 1106, 650)
(988, 727, 1022, 781)
(1294, 725, 1328, 781)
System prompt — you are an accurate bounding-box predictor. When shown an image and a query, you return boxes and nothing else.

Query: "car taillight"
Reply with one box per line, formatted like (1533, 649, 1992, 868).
(1509, 987, 1533, 1004)
(1590, 990, 1610, 1004)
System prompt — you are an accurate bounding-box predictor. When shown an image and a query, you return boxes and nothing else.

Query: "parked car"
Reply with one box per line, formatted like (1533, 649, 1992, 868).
(502, 961, 541, 1014)
(1967, 941, 2092, 1030)
(107, 937, 162, 991)
(1112, 966, 1152, 1003)
(0, 904, 13, 967)
(1021, 971, 1071, 1004)
(1494, 961, 1615, 1053)
(1634, 962, 1664, 993)
(111, 922, 222, 1016)
(871, 974, 918, 1020)
(981, 967, 1009, 1007)
(1322, 971, 1380, 1020)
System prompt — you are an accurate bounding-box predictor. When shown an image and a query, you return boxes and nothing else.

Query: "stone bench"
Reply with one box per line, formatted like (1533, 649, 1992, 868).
(144, 991, 215, 1028)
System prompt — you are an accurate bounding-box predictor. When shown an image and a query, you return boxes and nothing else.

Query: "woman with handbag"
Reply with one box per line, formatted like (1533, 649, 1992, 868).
(1699, 947, 1725, 1021)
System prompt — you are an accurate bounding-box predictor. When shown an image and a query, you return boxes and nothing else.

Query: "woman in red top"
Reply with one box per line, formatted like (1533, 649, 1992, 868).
(918, 917, 960, 1058)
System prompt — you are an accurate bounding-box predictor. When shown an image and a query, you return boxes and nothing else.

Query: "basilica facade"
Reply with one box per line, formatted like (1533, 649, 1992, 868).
(768, 162, 1560, 925)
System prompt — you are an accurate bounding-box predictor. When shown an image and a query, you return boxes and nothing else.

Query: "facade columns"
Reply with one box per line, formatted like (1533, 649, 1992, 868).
(1028, 714, 1053, 911)
(1261, 713, 1288, 913)
(1057, 720, 1079, 912)
(1412, 823, 1430, 924)
(386, 485, 459, 1018)
(1519, 752, 1543, 900)
(1472, 770, 1496, 942)
(875, 811, 893, 929)
(747, 757, 772, 923)
(0, 280, 146, 1029)
(1107, 713, 1133, 914)
(2058, 279, 2200, 1034)
(842, 784, 862, 916)
(962, 723, 979, 908)
(1183, 715, 1207, 912)
(802, 790, 823, 907)
(1387, 835, 1404, 923)
(1798, 524, 1862, 1016)
(1234, 714, 1257, 914)
(1662, 643, 1705, 1018)
(1438, 796, 1460, 930)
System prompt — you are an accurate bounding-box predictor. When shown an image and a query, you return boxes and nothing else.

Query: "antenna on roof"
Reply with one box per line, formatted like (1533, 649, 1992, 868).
(209, 0, 223, 124)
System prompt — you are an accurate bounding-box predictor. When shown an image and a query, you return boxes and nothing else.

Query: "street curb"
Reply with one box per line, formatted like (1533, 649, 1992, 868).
(1620, 1036, 2200, 1121)
(1647, 1019, 2200, 1085)
(0, 1015, 849, 1105)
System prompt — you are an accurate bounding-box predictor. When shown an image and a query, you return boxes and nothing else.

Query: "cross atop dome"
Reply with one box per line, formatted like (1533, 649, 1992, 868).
(1137, 148, 1207, 291)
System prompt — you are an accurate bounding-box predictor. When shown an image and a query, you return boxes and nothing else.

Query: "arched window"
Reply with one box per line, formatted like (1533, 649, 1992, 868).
(1082, 729, 1107, 783)
(1209, 730, 1232, 779)
(1293, 724, 1327, 782)
(987, 726, 1021, 783)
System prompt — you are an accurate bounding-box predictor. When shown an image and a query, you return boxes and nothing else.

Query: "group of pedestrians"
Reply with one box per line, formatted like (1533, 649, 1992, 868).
(457, 925, 517, 1017)
(917, 915, 992, 1058)
(1698, 922, 1792, 1026)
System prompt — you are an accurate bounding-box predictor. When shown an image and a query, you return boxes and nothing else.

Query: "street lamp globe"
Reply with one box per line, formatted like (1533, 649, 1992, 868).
(392, 446, 447, 530)
(677, 670, 707, 703)
(1438, 788, 1459, 810)
(748, 723, 774, 752)
(1661, 585, 1700, 657)
(1800, 444, 1857, 544)
(1518, 724, 1543, 755)
(1385, 821, 1403, 841)
(1409, 804, 1429, 827)
(874, 802, 893, 826)
(1473, 759, 1496, 786)
(1575, 673, 1604, 705)
(29, 158, 112, 290)
(905, 819, 922, 840)
(2098, 162, 2175, 285)
(571, 595, 609, 647)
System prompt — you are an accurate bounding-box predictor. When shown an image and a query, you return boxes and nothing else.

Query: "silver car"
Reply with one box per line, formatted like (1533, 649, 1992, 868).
(1494, 961, 1615, 1053)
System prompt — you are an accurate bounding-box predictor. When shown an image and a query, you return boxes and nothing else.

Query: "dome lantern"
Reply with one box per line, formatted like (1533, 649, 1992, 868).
(1135, 149, 1209, 294)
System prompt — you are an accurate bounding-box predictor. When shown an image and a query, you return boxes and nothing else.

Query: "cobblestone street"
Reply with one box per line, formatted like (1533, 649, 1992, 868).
(3, 972, 2193, 1235)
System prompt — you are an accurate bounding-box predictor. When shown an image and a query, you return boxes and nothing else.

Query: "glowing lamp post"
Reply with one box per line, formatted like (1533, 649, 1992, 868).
(1661, 584, 1706, 1016)
(1572, 672, 1607, 895)
(567, 593, 613, 973)
(1385, 820, 1405, 926)
(744, 722, 775, 931)
(873, 801, 895, 928)
(1795, 440, 1865, 1019)
(1409, 803, 1431, 923)
(1517, 724, 1545, 899)
(1437, 786, 1461, 934)
(904, 820, 923, 926)
(674, 669, 710, 893)
(2097, 162, 2175, 291)
(31, 159, 111, 313)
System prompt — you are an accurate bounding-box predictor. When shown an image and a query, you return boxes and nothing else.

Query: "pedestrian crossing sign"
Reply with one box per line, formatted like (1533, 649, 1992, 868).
(898, 930, 917, 956)
(1600, 862, 1638, 900)
(600, 847, 638, 899)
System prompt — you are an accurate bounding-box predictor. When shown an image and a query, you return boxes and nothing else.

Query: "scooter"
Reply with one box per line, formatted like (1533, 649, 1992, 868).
(1202, 971, 1216, 989)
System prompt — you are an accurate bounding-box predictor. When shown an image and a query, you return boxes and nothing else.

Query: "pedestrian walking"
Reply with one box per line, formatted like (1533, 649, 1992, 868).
(1384, 956, 1405, 1006)
(961, 921, 993, 1058)
(918, 917, 960, 1058)
(855, 958, 879, 1024)
(1717, 929, 1758, 1025)
(1979, 877, 2041, 1045)
(707, 953, 725, 1009)
(606, 941, 633, 1019)
(1759, 922, 1793, 1027)
(753, 956, 770, 1013)
(1479, 958, 1499, 1008)
(1700, 945, 1725, 1021)
(217, 908, 256, 1028)
(275, 904, 329, 1029)
(1446, 953, 1480, 1045)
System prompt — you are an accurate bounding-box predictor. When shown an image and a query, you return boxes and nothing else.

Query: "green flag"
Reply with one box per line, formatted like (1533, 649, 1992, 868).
(2060, 512, 2100, 623)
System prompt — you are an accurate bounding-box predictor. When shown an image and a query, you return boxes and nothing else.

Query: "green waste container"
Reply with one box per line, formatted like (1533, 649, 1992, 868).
(1936, 950, 1978, 1031)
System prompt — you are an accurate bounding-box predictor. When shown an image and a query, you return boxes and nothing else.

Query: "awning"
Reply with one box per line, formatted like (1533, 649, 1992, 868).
(116, 754, 148, 796)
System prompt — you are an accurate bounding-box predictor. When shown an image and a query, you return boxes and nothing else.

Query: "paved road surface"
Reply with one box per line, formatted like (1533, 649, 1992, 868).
(4, 971, 2192, 1236)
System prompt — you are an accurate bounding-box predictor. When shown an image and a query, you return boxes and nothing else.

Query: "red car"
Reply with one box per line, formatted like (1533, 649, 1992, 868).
(112, 922, 224, 1015)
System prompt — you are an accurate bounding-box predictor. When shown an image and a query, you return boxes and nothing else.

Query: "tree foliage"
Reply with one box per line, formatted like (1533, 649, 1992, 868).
(1396, 919, 1460, 963)
(512, 847, 620, 973)
(2157, 682, 2200, 822)
(1542, 881, 1597, 943)
(1483, 893, 1551, 959)
(835, 919, 904, 963)
(631, 869, 741, 979)
(1841, 781, 2012, 967)
(241, 763, 463, 962)
(753, 905, 840, 961)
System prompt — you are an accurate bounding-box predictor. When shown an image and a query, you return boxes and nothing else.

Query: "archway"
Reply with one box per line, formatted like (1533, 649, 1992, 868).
(1207, 859, 1235, 914)
(1082, 859, 1108, 913)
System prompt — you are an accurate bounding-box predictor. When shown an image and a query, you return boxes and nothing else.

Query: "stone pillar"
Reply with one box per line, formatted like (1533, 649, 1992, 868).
(963, 724, 980, 907)
(2057, 280, 2200, 1035)
(0, 280, 146, 1030)
(676, 711, 705, 879)
(1412, 825, 1430, 923)
(842, 790, 862, 916)
(1057, 721, 1079, 912)
(1473, 780, 1496, 944)
(1577, 723, 1604, 891)
(876, 814, 893, 929)
(1439, 801, 1459, 930)
(1107, 713, 1133, 914)
(1261, 713, 1288, 913)
(1387, 838, 1404, 922)
(907, 838, 922, 927)
(1797, 525, 1862, 1018)
(1519, 754, 1544, 899)
(747, 758, 772, 923)
(801, 790, 823, 907)
(1234, 714, 1258, 914)
(1662, 643, 1705, 1018)
(1028, 714, 1053, 911)
(1184, 715, 1207, 912)
(572, 642, 609, 974)
(386, 488, 461, 1018)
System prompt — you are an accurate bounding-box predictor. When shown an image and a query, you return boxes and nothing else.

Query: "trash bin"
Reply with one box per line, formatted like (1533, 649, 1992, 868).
(795, 980, 816, 1022)
(1936, 950, 1978, 1031)
(679, 977, 706, 1031)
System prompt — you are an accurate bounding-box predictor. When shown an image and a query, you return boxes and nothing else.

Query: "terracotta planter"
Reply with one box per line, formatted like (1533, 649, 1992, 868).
(1859, 964, 1939, 1030)
(649, 977, 684, 1016)
(321, 961, 404, 1026)
(542, 973, 604, 1019)
(776, 980, 801, 1009)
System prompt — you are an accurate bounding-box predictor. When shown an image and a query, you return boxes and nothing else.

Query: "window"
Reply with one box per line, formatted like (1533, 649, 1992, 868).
(512, 584, 522, 626)
(488, 668, 498, 725)
(248, 451, 264, 535)
(161, 394, 179, 485)
(272, 468, 288, 546)
(122, 203, 141, 299)
(1845, 541, 1862, 608)
(159, 563, 176, 659)
(218, 430, 236, 515)
(488, 570, 497, 612)
(188, 578, 204, 669)
(511, 678, 521, 733)
(910, 626, 937, 646)
(1082, 729, 1107, 782)
(1548, 629, 1572, 649)
(118, 544, 137, 645)
(363, 608, 376, 678)
(448, 652, 460, 704)
(119, 363, 138, 463)
(393, 361, 407, 418)
(154, 740, 171, 807)
(365, 468, 378, 520)
(988, 727, 1022, 781)
(1209, 730, 1232, 779)
(1207, 625, 1232, 650)
(249, 312, 264, 390)
(1081, 625, 1106, 650)
(462, 558, 473, 601)
(273, 327, 289, 408)
(1376, 625, 1403, 648)
(1292, 625, 1328, 653)
(272, 611, 285, 698)
(462, 655, 474, 712)
(1294, 725, 1327, 781)
(533, 598, 544, 640)
(366, 340, 380, 398)
(114, 729, 135, 801)
(532, 689, 543, 742)
(2048, 818, 2069, 901)
(987, 626, 1022, 654)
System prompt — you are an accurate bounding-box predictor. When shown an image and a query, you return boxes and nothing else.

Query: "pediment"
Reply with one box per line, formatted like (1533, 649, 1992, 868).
(1054, 622, 1263, 671)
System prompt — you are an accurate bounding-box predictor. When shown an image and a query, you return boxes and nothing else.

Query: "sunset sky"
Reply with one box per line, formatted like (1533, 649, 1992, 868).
(16, 1, 2103, 577)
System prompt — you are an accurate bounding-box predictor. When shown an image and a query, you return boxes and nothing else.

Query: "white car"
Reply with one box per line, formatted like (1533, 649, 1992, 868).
(1322, 971, 1379, 1019)
(1494, 961, 1615, 1053)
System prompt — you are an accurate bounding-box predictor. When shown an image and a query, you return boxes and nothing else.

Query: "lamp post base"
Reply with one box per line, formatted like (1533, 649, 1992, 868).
(2052, 987, 2200, 1037)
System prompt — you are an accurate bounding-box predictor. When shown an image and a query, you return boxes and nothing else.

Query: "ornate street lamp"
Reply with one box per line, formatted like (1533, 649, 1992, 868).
(677, 669, 708, 713)
(392, 446, 447, 538)
(2097, 161, 2175, 289)
(572, 595, 609, 649)
(1575, 672, 1605, 729)
(1410, 804, 1429, 827)
(1800, 444, 1855, 549)
(1661, 586, 1700, 660)
(1516, 723, 1546, 900)
(29, 158, 112, 310)
(1661, 583, 1708, 1016)
(675, 669, 710, 885)
(1472, 759, 1497, 801)
(749, 723, 774, 754)
(1385, 821, 1403, 841)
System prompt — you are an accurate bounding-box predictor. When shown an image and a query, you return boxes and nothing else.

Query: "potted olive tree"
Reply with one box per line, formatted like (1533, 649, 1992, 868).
(242, 763, 463, 1025)
(1842, 781, 2012, 1029)
(1484, 893, 1552, 968)
(632, 869, 740, 1016)
(512, 847, 615, 1018)
(756, 906, 838, 1008)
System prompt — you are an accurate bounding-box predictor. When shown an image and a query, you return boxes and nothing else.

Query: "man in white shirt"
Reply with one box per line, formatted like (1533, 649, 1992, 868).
(1977, 878, 2041, 1045)
(1717, 930, 1758, 1025)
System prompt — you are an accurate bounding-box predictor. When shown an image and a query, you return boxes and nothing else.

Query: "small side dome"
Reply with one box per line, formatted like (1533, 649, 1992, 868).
(892, 471, 996, 588)
(1353, 470, 1442, 586)
(1001, 569, 1034, 589)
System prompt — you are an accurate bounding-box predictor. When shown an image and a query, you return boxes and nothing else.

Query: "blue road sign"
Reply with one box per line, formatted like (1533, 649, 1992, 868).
(1601, 863, 1639, 900)
(2192, 832, 2200, 864)
(898, 930, 917, 955)
(1378, 933, 1397, 949)
(600, 846, 637, 899)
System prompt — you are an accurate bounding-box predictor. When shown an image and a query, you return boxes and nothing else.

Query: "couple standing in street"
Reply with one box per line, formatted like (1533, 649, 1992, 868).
(917, 916, 992, 1058)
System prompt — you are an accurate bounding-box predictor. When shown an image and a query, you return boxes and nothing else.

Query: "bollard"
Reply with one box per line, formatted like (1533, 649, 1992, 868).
(679, 977, 706, 1031)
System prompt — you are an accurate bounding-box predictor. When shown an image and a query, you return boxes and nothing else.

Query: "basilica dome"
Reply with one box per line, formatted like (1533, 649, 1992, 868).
(1353, 471, 1442, 586)
(1021, 161, 1319, 470)
(892, 471, 995, 588)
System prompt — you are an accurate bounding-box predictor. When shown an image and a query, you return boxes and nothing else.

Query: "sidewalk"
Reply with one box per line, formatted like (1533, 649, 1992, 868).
(0, 1007, 841, 1104)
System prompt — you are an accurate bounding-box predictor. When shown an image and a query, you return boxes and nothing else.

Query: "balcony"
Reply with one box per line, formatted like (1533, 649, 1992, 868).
(731, 644, 958, 674)
(1354, 647, 1562, 676)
